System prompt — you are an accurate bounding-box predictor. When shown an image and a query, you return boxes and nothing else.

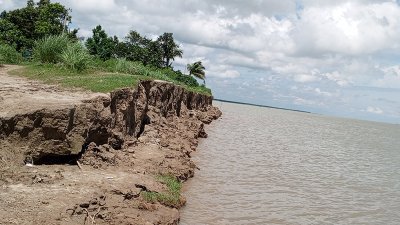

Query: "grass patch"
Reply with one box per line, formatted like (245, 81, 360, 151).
(141, 174, 183, 208)
(8, 64, 149, 93)
(8, 63, 212, 95)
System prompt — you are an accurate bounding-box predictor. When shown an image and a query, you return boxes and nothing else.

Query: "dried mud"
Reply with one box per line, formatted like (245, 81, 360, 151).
(0, 65, 221, 225)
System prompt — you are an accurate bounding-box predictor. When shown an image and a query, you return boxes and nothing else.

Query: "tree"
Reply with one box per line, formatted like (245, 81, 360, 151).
(35, 1, 71, 37)
(124, 30, 148, 62)
(0, 0, 73, 51)
(157, 33, 182, 68)
(85, 25, 115, 60)
(143, 40, 163, 67)
(187, 61, 206, 85)
(124, 30, 163, 67)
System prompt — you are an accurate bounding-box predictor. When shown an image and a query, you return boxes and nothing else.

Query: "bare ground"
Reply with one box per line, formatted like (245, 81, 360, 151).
(0, 65, 106, 118)
(0, 65, 221, 225)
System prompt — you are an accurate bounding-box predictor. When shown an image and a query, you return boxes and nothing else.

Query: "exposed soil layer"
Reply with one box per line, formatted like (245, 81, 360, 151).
(0, 65, 221, 225)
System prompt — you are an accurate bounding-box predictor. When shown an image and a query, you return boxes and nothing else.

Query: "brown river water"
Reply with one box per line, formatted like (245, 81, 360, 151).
(180, 101, 400, 225)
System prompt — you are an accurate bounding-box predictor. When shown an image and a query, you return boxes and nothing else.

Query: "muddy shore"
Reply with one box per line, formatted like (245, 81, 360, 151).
(0, 65, 221, 225)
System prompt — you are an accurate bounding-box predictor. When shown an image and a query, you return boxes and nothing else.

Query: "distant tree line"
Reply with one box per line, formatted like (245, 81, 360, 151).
(84, 25, 183, 70)
(0, 0, 206, 84)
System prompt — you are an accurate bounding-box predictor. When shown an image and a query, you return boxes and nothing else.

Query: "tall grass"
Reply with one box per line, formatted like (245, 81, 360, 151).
(114, 58, 135, 74)
(61, 42, 92, 72)
(33, 35, 70, 63)
(0, 44, 23, 64)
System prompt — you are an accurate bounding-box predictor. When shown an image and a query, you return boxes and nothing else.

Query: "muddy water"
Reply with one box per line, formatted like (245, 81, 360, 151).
(181, 101, 400, 225)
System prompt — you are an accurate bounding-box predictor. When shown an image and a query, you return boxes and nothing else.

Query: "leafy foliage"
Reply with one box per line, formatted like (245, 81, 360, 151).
(61, 42, 91, 72)
(187, 61, 206, 84)
(85, 25, 117, 61)
(33, 34, 70, 63)
(0, 44, 23, 64)
(0, 0, 73, 51)
(123, 30, 163, 67)
(157, 32, 182, 67)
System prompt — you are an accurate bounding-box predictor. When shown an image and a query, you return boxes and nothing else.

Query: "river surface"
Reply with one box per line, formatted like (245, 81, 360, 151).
(180, 101, 400, 225)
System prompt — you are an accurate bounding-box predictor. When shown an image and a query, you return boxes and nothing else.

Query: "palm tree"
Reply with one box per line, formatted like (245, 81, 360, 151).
(187, 61, 206, 85)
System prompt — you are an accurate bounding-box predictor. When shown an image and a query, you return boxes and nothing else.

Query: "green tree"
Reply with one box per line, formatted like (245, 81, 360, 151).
(124, 30, 147, 62)
(157, 33, 182, 68)
(85, 25, 115, 60)
(0, 0, 72, 51)
(144, 40, 163, 67)
(187, 61, 206, 85)
(124, 30, 163, 67)
(35, 1, 71, 37)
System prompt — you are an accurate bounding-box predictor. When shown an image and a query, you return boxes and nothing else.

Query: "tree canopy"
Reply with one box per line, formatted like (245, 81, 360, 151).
(0, 0, 75, 51)
(157, 33, 182, 68)
(85, 25, 117, 61)
(86, 29, 183, 69)
(187, 61, 206, 84)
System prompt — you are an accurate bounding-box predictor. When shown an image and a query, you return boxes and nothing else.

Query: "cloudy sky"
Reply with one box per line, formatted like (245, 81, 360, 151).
(2, 0, 400, 123)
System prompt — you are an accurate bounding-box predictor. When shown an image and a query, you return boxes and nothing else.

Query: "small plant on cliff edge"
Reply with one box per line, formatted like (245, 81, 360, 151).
(141, 174, 183, 207)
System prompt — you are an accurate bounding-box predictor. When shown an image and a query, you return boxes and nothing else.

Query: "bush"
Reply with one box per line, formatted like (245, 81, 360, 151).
(61, 42, 92, 72)
(0, 44, 23, 64)
(33, 35, 70, 63)
(114, 58, 139, 74)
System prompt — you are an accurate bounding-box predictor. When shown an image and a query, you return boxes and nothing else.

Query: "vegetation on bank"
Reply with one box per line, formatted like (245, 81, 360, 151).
(141, 175, 183, 208)
(0, 0, 210, 95)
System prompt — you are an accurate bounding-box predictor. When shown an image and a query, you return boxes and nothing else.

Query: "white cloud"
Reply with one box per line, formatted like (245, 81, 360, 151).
(315, 88, 334, 97)
(293, 1, 400, 56)
(207, 65, 241, 78)
(294, 74, 318, 83)
(366, 106, 384, 114)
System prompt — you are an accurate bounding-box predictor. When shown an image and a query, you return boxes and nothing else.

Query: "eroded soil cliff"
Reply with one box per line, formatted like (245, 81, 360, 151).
(0, 65, 221, 225)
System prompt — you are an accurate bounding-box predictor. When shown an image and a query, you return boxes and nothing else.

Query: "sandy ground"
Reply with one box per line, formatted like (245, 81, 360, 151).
(0, 65, 106, 118)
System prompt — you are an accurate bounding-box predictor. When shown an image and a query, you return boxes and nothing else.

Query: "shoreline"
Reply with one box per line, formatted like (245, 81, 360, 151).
(0, 66, 221, 224)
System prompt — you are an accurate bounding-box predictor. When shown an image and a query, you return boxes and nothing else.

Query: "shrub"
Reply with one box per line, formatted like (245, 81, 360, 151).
(172, 70, 199, 87)
(114, 58, 139, 74)
(33, 35, 70, 63)
(0, 44, 23, 64)
(61, 42, 92, 72)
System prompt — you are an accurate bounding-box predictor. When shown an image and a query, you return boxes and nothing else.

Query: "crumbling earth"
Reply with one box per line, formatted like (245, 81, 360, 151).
(0, 65, 221, 225)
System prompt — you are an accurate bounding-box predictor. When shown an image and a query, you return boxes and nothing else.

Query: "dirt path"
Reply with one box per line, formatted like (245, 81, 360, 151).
(0, 65, 105, 117)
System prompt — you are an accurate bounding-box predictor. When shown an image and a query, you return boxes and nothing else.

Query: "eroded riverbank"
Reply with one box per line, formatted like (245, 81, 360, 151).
(0, 65, 221, 225)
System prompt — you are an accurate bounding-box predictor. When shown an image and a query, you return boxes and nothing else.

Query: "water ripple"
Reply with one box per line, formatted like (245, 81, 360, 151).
(181, 102, 400, 225)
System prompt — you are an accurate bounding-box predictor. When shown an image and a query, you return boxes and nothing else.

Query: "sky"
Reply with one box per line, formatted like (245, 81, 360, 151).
(1, 0, 400, 124)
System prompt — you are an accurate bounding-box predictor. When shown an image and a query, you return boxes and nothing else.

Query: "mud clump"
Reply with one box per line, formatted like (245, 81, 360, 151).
(0, 70, 221, 225)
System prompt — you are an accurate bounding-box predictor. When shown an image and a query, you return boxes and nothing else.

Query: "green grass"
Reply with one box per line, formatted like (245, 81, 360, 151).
(8, 63, 148, 93)
(8, 63, 212, 95)
(141, 174, 183, 208)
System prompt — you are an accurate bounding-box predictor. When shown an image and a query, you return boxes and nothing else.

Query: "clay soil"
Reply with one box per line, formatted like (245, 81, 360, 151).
(0, 65, 221, 225)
